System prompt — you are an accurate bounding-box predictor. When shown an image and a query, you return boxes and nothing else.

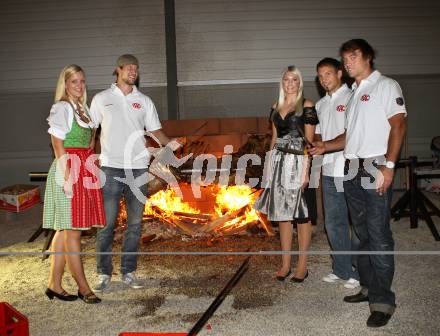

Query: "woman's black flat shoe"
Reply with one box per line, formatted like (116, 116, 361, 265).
(45, 288, 78, 301)
(290, 271, 309, 283)
(78, 291, 101, 304)
(276, 269, 292, 282)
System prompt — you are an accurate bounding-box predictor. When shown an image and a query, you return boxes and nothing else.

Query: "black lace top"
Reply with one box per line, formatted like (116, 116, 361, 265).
(270, 105, 319, 138)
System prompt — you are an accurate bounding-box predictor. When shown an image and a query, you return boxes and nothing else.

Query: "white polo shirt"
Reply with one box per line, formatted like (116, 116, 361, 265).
(315, 84, 352, 177)
(344, 70, 407, 159)
(90, 84, 162, 169)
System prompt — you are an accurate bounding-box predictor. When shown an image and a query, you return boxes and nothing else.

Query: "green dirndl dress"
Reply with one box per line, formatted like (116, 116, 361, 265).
(43, 116, 105, 231)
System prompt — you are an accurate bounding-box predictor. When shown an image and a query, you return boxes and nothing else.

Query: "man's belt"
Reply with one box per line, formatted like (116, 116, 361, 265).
(276, 146, 308, 155)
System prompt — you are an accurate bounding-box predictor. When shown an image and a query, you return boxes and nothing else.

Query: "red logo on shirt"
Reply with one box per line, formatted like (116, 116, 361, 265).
(336, 105, 345, 112)
(132, 103, 142, 109)
(360, 94, 370, 102)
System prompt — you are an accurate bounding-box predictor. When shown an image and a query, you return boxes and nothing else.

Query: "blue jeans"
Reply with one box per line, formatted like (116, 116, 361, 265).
(96, 166, 148, 276)
(322, 175, 359, 280)
(343, 160, 396, 313)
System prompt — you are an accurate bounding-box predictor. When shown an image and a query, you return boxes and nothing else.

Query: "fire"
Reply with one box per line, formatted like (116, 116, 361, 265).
(213, 185, 260, 232)
(214, 185, 257, 216)
(119, 183, 271, 235)
(145, 189, 200, 216)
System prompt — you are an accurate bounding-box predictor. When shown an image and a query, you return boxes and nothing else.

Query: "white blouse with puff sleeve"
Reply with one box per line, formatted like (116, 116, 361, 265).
(47, 101, 95, 140)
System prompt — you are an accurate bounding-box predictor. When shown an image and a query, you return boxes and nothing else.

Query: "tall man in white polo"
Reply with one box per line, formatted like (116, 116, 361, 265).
(91, 54, 175, 291)
(310, 39, 407, 328)
(315, 57, 360, 289)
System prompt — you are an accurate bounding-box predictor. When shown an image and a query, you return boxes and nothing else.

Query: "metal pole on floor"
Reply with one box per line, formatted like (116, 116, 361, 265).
(187, 256, 251, 336)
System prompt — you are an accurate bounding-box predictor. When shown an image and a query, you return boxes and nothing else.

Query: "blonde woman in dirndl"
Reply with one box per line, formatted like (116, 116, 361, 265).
(43, 65, 106, 303)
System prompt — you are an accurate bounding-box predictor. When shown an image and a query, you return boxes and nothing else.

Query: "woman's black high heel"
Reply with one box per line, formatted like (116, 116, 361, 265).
(45, 288, 78, 301)
(290, 270, 309, 283)
(78, 291, 101, 304)
(276, 269, 292, 282)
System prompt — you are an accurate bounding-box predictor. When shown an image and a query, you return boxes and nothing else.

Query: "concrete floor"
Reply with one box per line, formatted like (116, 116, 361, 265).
(0, 203, 45, 248)
(1, 193, 440, 336)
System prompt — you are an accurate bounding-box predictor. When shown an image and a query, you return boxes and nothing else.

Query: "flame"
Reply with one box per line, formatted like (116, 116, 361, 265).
(145, 188, 200, 216)
(120, 184, 263, 234)
(213, 185, 259, 232)
(214, 185, 256, 216)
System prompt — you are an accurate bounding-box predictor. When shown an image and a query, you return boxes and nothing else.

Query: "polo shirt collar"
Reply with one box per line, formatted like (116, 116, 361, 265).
(110, 83, 139, 97)
(351, 70, 381, 90)
(327, 83, 349, 99)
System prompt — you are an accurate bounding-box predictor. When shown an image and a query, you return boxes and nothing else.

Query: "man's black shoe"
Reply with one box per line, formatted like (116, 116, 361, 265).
(366, 311, 392, 328)
(343, 291, 369, 303)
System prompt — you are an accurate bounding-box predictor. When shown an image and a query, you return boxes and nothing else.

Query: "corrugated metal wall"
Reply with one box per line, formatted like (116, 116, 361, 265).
(175, 0, 440, 84)
(0, 0, 439, 186)
(2, 0, 439, 92)
(0, 0, 166, 93)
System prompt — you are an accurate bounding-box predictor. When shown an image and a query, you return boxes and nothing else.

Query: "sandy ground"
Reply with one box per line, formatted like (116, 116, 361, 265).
(1, 196, 440, 336)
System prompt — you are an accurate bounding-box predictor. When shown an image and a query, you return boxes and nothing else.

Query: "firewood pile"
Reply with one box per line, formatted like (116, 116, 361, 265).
(116, 134, 275, 237)
(142, 202, 274, 237)
(117, 185, 274, 237)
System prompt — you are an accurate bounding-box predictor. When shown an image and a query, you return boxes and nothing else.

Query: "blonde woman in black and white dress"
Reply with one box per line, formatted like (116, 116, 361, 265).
(254, 65, 318, 282)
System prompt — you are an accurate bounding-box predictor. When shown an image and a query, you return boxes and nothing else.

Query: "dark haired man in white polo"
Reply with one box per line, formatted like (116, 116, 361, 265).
(310, 39, 407, 328)
(315, 57, 360, 290)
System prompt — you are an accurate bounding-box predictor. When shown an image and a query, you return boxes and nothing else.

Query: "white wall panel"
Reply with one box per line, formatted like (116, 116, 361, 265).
(176, 0, 440, 84)
(0, 0, 166, 92)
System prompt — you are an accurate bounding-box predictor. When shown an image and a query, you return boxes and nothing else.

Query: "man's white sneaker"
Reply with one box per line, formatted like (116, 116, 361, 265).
(121, 272, 144, 289)
(344, 278, 360, 289)
(322, 273, 342, 283)
(94, 274, 111, 293)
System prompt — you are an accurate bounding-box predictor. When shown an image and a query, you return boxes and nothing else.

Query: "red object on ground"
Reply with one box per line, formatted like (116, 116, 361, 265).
(0, 302, 29, 336)
(119, 334, 187, 336)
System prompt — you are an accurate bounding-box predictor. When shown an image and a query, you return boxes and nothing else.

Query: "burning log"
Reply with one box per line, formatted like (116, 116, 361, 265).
(255, 212, 275, 236)
(177, 217, 211, 232)
(178, 217, 205, 227)
(198, 214, 232, 233)
(173, 211, 212, 221)
(156, 216, 194, 235)
(199, 204, 250, 233)
(149, 205, 196, 234)
(160, 218, 182, 233)
(172, 218, 196, 235)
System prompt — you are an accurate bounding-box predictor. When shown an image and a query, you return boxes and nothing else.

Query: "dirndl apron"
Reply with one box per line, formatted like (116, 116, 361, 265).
(253, 134, 309, 222)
